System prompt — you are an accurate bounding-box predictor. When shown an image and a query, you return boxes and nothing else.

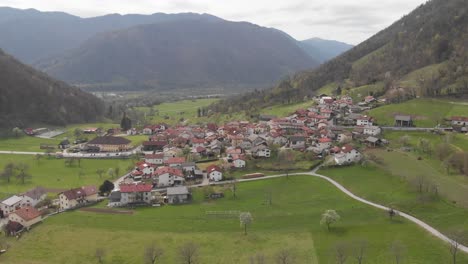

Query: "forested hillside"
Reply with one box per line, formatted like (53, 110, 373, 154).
(37, 19, 318, 92)
(0, 49, 103, 128)
(212, 0, 468, 114)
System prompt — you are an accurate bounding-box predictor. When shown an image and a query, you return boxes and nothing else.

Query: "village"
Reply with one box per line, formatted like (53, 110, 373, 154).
(1, 94, 467, 238)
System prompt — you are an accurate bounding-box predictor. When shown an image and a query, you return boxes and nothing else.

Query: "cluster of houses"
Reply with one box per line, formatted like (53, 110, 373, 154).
(0, 187, 47, 235)
(0, 185, 99, 235)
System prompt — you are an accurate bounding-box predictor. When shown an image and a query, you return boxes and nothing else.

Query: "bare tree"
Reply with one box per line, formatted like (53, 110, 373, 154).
(0, 162, 15, 183)
(144, 242, 164, 264)
(114, 167, 121, 177)
(249, 253, 266, 264)
(34, 154, 43, 165)
(352, 239, 368, 264)
(78, 169, 85, 179)
(388, 208, 399, 221)
(276, 248, 295, 264)
(107, 168, 115, 178)
(240, 212, 253, 235)
(96, 168, 105, 178)
(278, 149, 295, 178)
(435, 143, 453, 161)
(15, 162, 31, 184)
(448, 229, 467, 264)
(334, 242, 348, 264)
(95, 248, 106, 264)
(178, 241, 199, 264)
(231, 179, 238, 198)
(389, 240, 406, 264)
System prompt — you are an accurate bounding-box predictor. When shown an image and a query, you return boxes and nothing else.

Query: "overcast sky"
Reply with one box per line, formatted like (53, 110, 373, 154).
(0, 0, 427, 44)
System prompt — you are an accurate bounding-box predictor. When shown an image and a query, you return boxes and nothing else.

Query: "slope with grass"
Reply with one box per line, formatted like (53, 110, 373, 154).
(320, 165, 468, 238)
(1, 176, 466, 263)
(368, 98, 468, 127)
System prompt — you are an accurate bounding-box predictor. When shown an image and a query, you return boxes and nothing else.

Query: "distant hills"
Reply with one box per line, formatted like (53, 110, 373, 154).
(35, 18, 318, 92)
(0, 7, 220, 64)
(0, 7, 355, 93)
(299, 38, 354, 64)
(0, 49, 103, 128)
(212, 0, 468, 113)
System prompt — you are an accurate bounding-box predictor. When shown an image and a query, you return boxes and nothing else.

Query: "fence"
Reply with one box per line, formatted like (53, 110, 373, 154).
(205, 210, 240, 218)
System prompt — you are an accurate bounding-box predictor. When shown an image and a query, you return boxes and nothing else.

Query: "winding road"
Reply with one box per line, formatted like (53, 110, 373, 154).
(1, 147, 467, 252)
(196, 167, 468, 254)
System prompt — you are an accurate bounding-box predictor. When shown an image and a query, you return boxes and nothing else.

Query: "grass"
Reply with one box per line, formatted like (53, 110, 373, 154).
(0, 136, 61, 152)
(135, 98, 220, 125)
(0, 154, 135, 196)
(260, 100, 316, 117)
(344, 82, 385, 102)
(320, 165, 468, 237)
(2, 176, 466, 264)
(368, 98, 468, 127)
(316, 82, 338, 95)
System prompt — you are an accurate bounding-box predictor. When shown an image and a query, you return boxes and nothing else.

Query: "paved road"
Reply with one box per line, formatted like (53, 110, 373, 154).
(0, 151, 43, 155)
(191, 168, 468, 253)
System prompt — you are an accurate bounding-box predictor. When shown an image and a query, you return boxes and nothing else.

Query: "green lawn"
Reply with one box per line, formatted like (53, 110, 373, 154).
(368, 98, 468, 127)
(344, 82, 385, 102)
(0, 154, 134, 196)
(260, 100, 316, 117)
(1, 176, 466, 264)
(0, 136, 61, 152)
(320, 165, 468, 239)
(136, 98, 220, 125)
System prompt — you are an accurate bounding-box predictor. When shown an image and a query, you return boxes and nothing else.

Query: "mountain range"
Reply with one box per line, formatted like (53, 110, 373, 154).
(0, 7, 352, 92)
(212, 0, 468, 113)
(299, 38, 354, 64)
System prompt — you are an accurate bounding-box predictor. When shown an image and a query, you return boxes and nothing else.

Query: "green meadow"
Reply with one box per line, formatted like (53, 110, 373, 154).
(1, 176, 466, 264)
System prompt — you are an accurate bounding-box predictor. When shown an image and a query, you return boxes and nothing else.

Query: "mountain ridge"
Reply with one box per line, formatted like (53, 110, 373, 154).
(0, 48, 104, 128)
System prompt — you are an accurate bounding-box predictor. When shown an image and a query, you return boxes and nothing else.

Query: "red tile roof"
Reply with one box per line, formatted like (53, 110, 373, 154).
(206, 165, 222, 173)
(318, 138, 332, 143)
(13, 206, 42, 221)
(154, 166, 184, 177)
(119, 184, 153, 193)
(341, 144, 354, 153)
(145, 153, 164, 159)
(452, 116, 468, 122)
(61, 188, 85, 200)
(165, 157, 186, 164)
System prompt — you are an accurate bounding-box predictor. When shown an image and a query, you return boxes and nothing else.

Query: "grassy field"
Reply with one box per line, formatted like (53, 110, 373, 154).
(344, 82, 385, 102)
(260, 100, 316, 117)
(320, 165, 468, 238)
(0, 154, 134, 196)
(2, 176, 466, 264)
(136, 98, 220, 125)
(0, 136, 61, 152)
(368, 98, 468, 127)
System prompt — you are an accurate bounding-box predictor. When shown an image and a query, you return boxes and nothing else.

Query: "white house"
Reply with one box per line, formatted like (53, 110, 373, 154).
(451, 116, 468, 127)
(363, 126, 381, 136)
(334, 145, 362, 165)
(206, 165, 223, 182)
(252, 145, 271, 158)
(232, 158, 246, 168)
(144, 153, 164, 165)
(154, 167, 185, 187)
(119, 184, 153, 205)
(357, 116, 373, 126)
(317, 137, 332, 150)
(0, 195, 23, 217)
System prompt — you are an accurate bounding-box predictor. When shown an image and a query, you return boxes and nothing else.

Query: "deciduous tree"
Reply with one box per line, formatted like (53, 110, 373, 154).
(144, 242, 164, 264)
(320, 210, 340, 231)
(240, 212, 253, 235)
(178, 241, 199, 264)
